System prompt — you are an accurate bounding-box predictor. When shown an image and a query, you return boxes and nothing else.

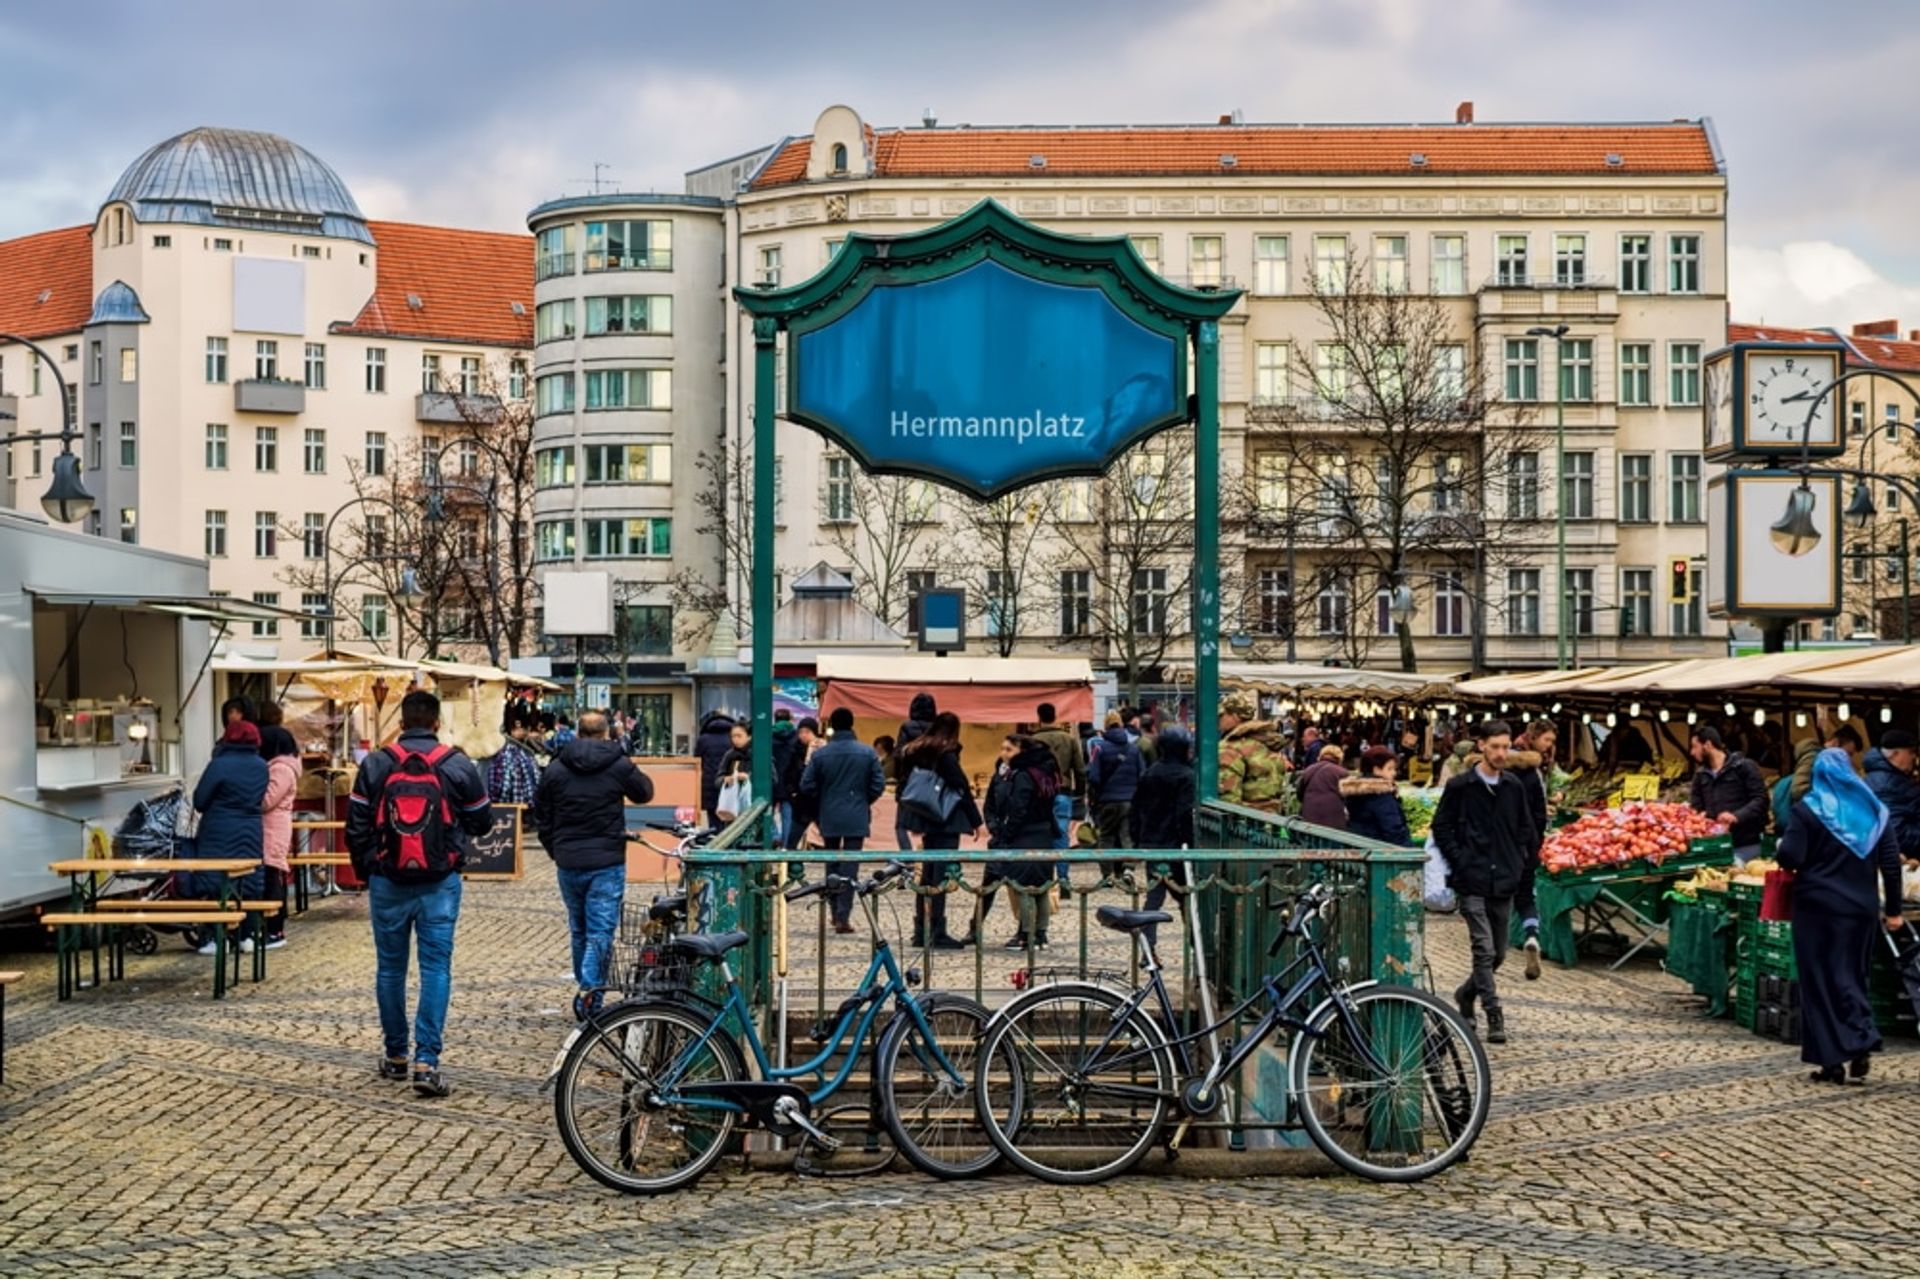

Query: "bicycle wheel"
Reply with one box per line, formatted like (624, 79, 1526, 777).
(1291, 984, 1490, 1182)
(974, 983, 1174, 1185)
(876, 993, 1008, 1180)
(554, 999, 746, 1195)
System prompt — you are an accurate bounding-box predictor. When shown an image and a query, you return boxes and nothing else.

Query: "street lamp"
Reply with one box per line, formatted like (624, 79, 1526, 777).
(0, 332, 93, 524)
(1845, 479, 1877, 531)
(1527, 323, 1571, 669)
(321, 494, 421, 655)
(1768, 483, 1822, 556)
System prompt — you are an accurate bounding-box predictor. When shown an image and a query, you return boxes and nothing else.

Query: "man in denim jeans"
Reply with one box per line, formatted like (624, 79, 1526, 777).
(535, 711, 656, 1018)
(346, 692, 493, 1097)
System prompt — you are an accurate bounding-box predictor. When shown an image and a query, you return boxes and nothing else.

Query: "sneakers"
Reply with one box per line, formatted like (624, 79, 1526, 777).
(930, 934, 967, 950)
(1523, 933, 1542, 981)
(238, 937, 256, 954)
(263, 935, 288, 951)
(378, 1057, 410, 1081)
(195, 939, 220, 957)
(1034, 932, 1051, 951)
(412, 1064, 451, 1098)
(1003, 934, 1029, 951)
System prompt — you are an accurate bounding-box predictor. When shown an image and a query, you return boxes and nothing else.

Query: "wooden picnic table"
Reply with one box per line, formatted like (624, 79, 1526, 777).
(46, 858, 262, 999)
(290, 821, 349, 912)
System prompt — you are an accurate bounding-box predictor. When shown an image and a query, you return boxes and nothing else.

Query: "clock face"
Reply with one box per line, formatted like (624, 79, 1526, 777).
(1704, 355, 1733, 449)
(1747, 349, 1837, 444)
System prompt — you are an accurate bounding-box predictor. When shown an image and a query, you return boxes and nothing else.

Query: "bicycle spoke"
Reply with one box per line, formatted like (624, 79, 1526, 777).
(881, 1002, 1002, 1178)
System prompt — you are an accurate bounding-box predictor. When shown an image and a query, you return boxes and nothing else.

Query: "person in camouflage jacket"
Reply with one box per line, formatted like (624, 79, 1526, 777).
(1217, 692, 1295, 813)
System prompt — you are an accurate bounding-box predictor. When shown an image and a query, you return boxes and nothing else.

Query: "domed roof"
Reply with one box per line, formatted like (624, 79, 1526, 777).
(103, 127, 372, 245)
(88, 280, 150, 325)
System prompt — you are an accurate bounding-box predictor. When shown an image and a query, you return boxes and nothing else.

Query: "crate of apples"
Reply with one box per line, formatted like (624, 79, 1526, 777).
(1540, 803, 1726, 874)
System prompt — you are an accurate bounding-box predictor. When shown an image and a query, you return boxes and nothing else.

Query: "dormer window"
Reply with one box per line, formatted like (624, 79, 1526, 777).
(831, 142, 848, 174)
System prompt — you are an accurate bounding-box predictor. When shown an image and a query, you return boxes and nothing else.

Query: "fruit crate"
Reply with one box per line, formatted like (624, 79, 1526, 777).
(1755, 1002, 1802, 1045)
(1756, 974, 1799, 1010)
(1756, 940, 1798, 981)
(1734, 989, 1757, 1029)
(1689, 834, 1734, 858)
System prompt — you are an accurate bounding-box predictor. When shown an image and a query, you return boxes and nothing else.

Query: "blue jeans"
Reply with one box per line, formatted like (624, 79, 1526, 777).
(369, 873, 462, 1066)
(556, 864, 626, 990)
(1052, 792, 1074, 882)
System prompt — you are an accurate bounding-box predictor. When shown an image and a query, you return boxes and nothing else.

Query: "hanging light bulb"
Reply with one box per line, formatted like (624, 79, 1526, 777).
(1628, 701, 1642, 719)
(1499, 702, 1510, 715)
(1794, 712, 1808, 728)
(1724, 702, 1737, 717)
(1658, 708, 1670, 723)
(1752, 708, 1767, 726)
(1605, 713, 1618, 728)
(1837, 701, 1852, 722)
(1582, 712, 1593, 725)
(1882, 707, 1894, 724)
(1686, 710, 1698, 725)
(1550, 702, 1562, 715)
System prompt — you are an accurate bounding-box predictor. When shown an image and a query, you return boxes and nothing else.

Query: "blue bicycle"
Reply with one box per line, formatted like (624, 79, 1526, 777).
(551, 862, 1014, 1194)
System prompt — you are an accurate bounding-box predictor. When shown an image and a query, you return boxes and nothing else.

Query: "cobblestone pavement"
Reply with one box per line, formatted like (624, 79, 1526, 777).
(2, 860, 1915, 1278)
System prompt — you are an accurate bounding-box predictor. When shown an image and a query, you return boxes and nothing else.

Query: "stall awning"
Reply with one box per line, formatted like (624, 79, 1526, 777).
(28, 588, 318, 625)
(815, 655, 1094, 722)
(1171, 661, 1460, 702)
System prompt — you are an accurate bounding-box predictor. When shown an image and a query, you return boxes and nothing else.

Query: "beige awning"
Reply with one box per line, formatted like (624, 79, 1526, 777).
(1171, 661, 1459, 702)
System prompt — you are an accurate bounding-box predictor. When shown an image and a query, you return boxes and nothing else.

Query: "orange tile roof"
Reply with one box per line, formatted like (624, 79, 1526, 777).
(1731, 321, 1920, 374)
(0, 226, 93, 341)
(334, 220, 533, 348)
(752, 121, 1720, 189)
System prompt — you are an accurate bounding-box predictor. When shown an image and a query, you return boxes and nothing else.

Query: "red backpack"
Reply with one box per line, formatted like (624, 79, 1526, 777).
(374, 743, 462, 879)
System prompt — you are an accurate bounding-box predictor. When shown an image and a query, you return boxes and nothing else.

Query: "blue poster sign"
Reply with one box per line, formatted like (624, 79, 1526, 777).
(789, 259, 1184, 499)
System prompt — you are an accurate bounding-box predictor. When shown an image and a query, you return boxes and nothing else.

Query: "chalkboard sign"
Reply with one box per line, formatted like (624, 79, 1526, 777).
(463, 804, 524, 880)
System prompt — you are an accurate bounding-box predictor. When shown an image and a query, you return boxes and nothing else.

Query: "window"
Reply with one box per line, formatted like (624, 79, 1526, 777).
(583, 517, 672, 559)
(535, 447, 575, 488)
(254, 426, 277, 472)
(824, 456, 854, 521)
(204, 423, 228, 470)
(535, 225, 574, 280)
(153, 235, 170, 249)
(1496, 234, 1528, 286)
(584, 295, 673, 335)
(584, 442, 673, 483)
(1312, 235, 1348, 293)
(1129, 235, 1161, 275)
(86, 423, 101, 470)
(302, 513, 324, 559)
(535, 300, 575, 342)
(118, 348, 136, 383)
(1559, 338, 1594, 402)
(303, 428, 326, 474)
(1254, 454, 1289, 513)
(1373, 235, 1408, 292)
(365, 347, 386, 393)
(1431, 569, 1468, 637)
(584, 219, 672, 271)
(1849, 401, 1866, 438)
(1620, 454, 1653, 523)
(254, 340, 277, 380)
(509, 359, 528, 400)
(300, 593, 327, 640)
(903, 571, 938, 633)
(1890, 483, 1903, 512)
(1503, 338, 1539, 401)
(1433, 344, 1466, 401)
(119, 508, 136, 545)
(88, 341, 102, 385)
(212, 237, 233, 252)
(536, 520, 575, 561)
(1506, 569, 1541, 635)
(302, 245, 322, 260)
(304, 342, 326, 389)
(1186, 235, 1223, 287)
(1317, 573, 1351, 635)
(118, 421, 136, 467)
(822, 237, 843, 265)
(1253, 343, 1289, 402)
(1671, 568, 1704, 636)
(204, 511, 227, 557)
(364, 514, 387, 557)
(584, 368, 671, 409)
(254, 512, 277, 558)
(30, 353, 40, 395)
(1669, 453, 1703, 523)
(363, 432, 386, 476)
(757, 245, 783, 287)
(620, 605, 674, 656)
(1669, 342, 1702, 405)
(1131, 567, 1169, 636)
(421, 353, 442, 393)
(1058, 570, 1093, 635)
(1430, 234, 1466, 295)
(1622, 568, 1653, 638)
(1056, 478, 1094, 522)
(1554, 234, 1587, 286)
(1565, 568, 1595, 636)
(1850, 540, 1870, 584)
(1887, 404, 1904, 440)
(360, 594, 390, 642)
(984, 569, 1012, 638)
(1619, 234, 1652, 293)
(458, 356, 480, 395)
(1430, 453, 1465, 513)
(1253, 235, 1289, 295)
(1254, 566, 1292, 635)
(1618, 342, 1652, 406)
(250, 592, 281, 638)
(1562, 452, 1595, 519)
(1889, 542, 1905, 583)
(536, 373, 575, 416)
(1314, 343, 1347, 402)
(1668, 234, 1701, 293)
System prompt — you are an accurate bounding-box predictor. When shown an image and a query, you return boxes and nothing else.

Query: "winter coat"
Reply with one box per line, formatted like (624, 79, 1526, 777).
(1777, 800, 1904, 922)
(1861, 748, 1920, 857)
(769, 722, 800, 802)
(900, 744, 983, 837)
(1089, 727, 1143, 805)
(1689, 750, 1771, 848)
(1503, 749, 1550, 846)
(985, 742, 1060, 860)
(535, 738, 656, 872)
(260, 753, 299, 872)
(800, 733, 887, 839)
(1342, 776, 1411, 847)
(1033, 723, 1089, 799)
(1430, 767, 1539, 904)
(486, 736, 542, 805)
(893, 693, 937, 785)
(1218, 721, 1293, 813)
(192, 741, 268, 863)
(694, 714, 736, 812)
(1296, 759, 1350, 829)
(1129, 754, 1197, 850)
(345, 730, 493, 880)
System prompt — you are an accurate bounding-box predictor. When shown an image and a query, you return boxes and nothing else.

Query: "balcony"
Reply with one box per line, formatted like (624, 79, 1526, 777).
(416, 391, 504, 425)
(535, 253, 575, 281)
(1476, 276, 1619, 322)
(233, 378, 305, 414)
(1246, 394, 1489, 429)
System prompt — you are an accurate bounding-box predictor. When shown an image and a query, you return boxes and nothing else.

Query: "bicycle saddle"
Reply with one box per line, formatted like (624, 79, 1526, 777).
(649, 893, 688, 921)
(667, 930, 749, 960)
(1094, 906, 1172, 933)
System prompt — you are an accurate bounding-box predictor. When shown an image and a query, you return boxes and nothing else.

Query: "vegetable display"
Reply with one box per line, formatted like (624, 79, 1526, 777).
(1400, 790, 1438, 841)
(1540, 803, 1727, 875)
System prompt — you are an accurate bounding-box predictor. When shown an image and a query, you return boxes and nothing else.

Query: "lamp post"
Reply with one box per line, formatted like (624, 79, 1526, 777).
(1838, 468, 1920, 643)
(321, 495, 423, 655)
(1527, 324, 1571, 669)
(0, 332, 93, 524)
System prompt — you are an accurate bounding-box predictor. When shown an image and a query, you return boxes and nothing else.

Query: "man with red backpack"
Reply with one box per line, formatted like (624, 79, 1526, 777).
(346, 690, 493, 1098)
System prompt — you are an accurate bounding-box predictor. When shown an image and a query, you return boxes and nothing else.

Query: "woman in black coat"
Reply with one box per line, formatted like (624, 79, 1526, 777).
(898, 712, 982, 949)
(192, 720, 268, 949)
(982, 735, 1061, 950)
(1343, 748, 1414, 847)
(1776, 748, 1907, 1083)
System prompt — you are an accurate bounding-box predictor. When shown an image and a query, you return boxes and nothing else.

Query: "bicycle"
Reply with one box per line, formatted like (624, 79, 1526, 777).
(973, 880, 1491, 1185)
(550, 861, 1015, 1194)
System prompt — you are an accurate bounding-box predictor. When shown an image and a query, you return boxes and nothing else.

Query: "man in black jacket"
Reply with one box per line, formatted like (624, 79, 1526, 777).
(693, 711, 736, 828)
(1131, 727, 1197, 947)
(534, 711, 656, 1017)
(1688, 726, 1770, 862)
(1430, 720, 1537, 1044)
(802, 708, 887, 931)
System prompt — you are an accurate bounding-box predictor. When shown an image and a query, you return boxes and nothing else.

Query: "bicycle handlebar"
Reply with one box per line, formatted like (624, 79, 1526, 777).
(1268, 882, 1335, 956)
(783, 862, 906, 903)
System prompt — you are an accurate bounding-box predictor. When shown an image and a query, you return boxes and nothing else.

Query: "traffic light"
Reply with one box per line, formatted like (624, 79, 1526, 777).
(1670, 558, 1691, 604)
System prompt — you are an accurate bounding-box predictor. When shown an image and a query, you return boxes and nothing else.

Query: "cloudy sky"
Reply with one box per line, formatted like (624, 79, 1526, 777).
(4, 0, 1917, 329)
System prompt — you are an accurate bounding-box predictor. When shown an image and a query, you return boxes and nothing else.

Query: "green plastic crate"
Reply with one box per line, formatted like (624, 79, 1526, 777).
(1734, 992, 1757, 1029)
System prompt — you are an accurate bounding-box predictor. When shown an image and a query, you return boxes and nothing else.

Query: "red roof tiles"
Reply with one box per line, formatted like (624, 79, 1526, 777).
(334, 220, 533, 348)
(752, 122, 1720, 190)
(0, 226, 93, 341)
(1730, 322, 1920, 374)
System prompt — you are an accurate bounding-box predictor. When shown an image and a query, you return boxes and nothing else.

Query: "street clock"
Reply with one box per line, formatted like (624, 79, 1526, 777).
(1703, 342, 1845, 461)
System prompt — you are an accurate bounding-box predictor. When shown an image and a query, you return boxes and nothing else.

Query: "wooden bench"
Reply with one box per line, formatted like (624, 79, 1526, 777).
(0, 971, 21, 1084)
(288, 854, 352, 913)
(42, 912, 247, 999)
(94, 899, 285, 913)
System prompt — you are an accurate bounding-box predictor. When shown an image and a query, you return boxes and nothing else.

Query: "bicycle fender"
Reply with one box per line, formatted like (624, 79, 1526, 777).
(1282, 980, 1383, 1084)
(979, 979, 1135, 1037)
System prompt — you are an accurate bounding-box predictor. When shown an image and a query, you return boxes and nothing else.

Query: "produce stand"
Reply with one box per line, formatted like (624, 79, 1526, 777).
(1664, 887, 1734, 1017)
(1522, 839, 1732, 970)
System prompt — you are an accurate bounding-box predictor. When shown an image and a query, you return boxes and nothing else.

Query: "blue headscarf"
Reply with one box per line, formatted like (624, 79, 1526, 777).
(1805, 747, 1887, 860)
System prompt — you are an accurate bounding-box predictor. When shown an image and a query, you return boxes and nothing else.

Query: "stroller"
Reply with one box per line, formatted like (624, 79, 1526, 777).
(107, 788, 219, 954)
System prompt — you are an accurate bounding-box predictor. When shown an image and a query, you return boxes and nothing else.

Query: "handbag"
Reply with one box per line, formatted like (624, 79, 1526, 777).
(1759, 868, 1795, 922)
(1422, 834, 1457, 912)
(899, 766, 961, 825)
(715, 776, 752, 822)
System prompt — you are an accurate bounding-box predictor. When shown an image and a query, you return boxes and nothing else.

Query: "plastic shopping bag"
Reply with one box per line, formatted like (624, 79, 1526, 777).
(1423, 834, 1457, 912)
(715, 776, 752, 823)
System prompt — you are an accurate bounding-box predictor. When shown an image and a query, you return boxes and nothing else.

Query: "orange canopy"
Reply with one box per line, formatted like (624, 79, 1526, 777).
(815, 656, 1095, 725)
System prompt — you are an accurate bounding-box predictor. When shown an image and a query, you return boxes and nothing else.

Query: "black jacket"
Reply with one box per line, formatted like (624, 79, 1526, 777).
(900, 743, 983, 836)
(1689, 750, 1770, 847)
(1431, 767, 1538, 903)
(1090, 727, 1143, 805)
(1129, 757, 1197, 850)
(694, 714, 736, 811)
(769, 723, 800, 802)
(800, 733, 886, 839)
(1862, 748, 1920, 858)
(893, 693, 937, 785)
(1777, 800, 1904, 920)
(534, 738, 656, 871)
(985, 742, 1060, 851)
(1342, 777, 1412, 847)
(1502, 749, 1551, 847)
(346, 730, 492, 880)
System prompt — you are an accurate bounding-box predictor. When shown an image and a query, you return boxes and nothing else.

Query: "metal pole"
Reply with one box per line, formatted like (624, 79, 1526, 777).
(750, 318, 777, 810)
(573, 635, 586, 717)
(1554, 346, 1569, 670)
(1904, 518, 1913, 645)
(1193, 319, 1222, 799)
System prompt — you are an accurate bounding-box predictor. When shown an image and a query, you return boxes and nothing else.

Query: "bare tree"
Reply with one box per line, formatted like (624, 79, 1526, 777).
(430, 360, 539, 663)
(822, 468, 941, 629)
(951, 488, 1055, 657)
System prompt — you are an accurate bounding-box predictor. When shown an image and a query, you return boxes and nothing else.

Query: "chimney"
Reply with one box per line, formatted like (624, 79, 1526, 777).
(1218, 113, 1233, 126)
(1909, 330, 1920, 343)
(1853, 318, 1899, 338)
(1456, 100, 1474, 125)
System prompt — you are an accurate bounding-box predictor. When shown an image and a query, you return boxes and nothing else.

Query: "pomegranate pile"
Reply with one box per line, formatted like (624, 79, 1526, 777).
(1540, 803, 1726, 875)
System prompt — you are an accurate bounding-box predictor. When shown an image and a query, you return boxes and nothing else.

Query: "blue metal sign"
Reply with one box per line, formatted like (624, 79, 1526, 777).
(789, 260, 1184, 499)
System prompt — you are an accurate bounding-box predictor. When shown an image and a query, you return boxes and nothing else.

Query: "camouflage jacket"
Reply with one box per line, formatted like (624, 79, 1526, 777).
(1219, 721, 1295, 813)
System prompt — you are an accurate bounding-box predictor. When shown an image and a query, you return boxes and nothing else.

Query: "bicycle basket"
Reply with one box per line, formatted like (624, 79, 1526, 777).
(609, 901, 692, 999)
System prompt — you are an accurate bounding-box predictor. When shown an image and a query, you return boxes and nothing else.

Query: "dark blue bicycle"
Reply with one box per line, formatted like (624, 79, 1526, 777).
(552, 862, 1014, 1194)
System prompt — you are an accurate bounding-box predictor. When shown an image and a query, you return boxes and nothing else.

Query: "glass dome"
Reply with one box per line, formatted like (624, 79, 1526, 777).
(103, 127, 372, 245)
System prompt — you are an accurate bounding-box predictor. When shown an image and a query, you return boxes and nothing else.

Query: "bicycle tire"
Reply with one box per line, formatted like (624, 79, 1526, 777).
(974, 982, 1175, 1185)
(1291, 984, 1490, 1183)
(554, 998, 747, 1195)
(875, 993, 1008, 1180)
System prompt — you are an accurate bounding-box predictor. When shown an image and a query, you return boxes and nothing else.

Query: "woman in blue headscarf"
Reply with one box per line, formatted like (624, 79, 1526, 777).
(1776, 748, 1906, 1083)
